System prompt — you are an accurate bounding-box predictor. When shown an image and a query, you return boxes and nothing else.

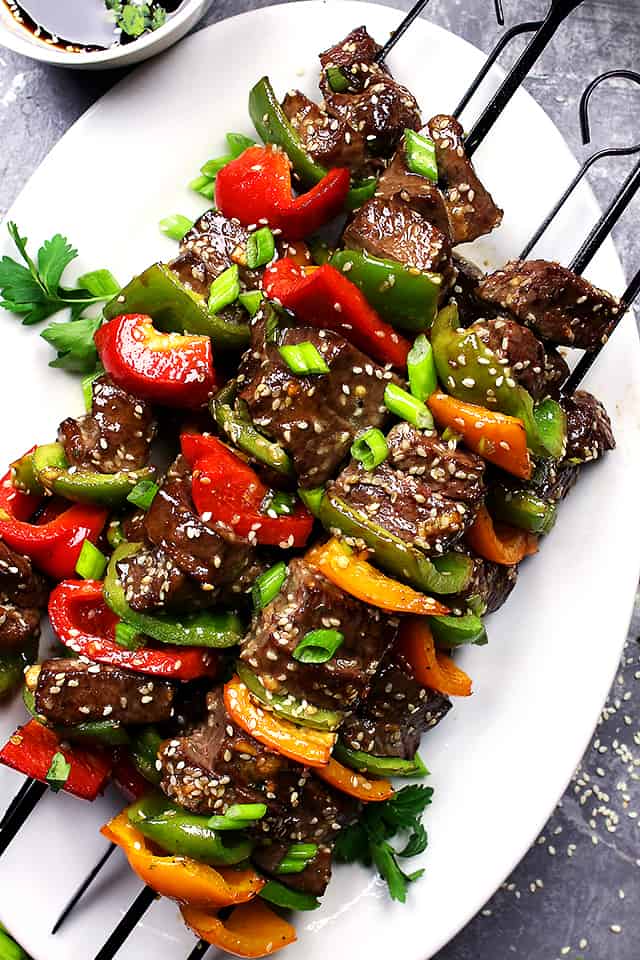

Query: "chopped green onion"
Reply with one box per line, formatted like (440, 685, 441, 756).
(263, 491, 296, 517)
(246, 226, 275, 269)
(159, 214, 193, 242)
(127, 479, 159, 511)
(344, 176, 378, 212)
(200, 154, 233, 178)
(293, 628, 344, 664)
(276, 842, 319, 874)
(189, 174, 216, 200)
(351, 428, 388, 470)
(408, 334, 438, 402)
(106, 520, 125, 549)
(384, 383, 434, 431)
(279, 341, 330, 375)
(75, 540, 108, 580)
(298, 486, 324, 517)
(208, 265, 240, 314)
(226, 132, 257, 157)
(252, 562, 288, 610)
(81, 367, 103, 412)
(208, 802, 267, 831)
(325, 65, 351, 92)
(114, 622, 144, 651)
(404, 129, 438, 182)
(46, 751, 71, 793)
(239, 290, 263, 316)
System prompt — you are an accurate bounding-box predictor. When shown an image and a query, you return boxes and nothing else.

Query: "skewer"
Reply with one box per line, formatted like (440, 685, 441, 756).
(375, 0, 433, 63)
(0, 779, 46, 857)
(186, 939, 210, 959)
(93, 886, 157, 960)
(52, 843, 118, 934)
(465, 0, 587, 157)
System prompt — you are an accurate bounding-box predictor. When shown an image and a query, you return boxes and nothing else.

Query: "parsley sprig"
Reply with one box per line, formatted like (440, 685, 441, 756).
(106, 2, 168, 38)
(334, 784, 434, 902)
(0, 222, 119, 372)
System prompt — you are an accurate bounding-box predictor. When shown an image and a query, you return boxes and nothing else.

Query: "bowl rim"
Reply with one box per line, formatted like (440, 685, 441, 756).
(0, 0, 209, 65)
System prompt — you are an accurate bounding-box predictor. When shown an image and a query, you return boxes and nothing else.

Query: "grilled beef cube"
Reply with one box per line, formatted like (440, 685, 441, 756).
(340, 655, 451, 759)
(563, 390, 615, 463)
(319, 27, 421, 158)
(160, 689, 309, 826)
(469, 316, 549, 399)
(0, 541, 47, 653)
(252, 778, 359, 897)
(118, 544, 219, 613)
(343, 197, 453, 283)
(527, 460, 580, 504)
(282, 91, 369, 175)
(427, 115, 503, 244)
(477, 260, 619, 350)
(543, 348, 569, 398)
(329, 422, 485, 555)
(58, 375, 156, 474)
(34, 659, 174, 726)
(449, 554, 518, 615)
(448, 255, 496, 325)
(241, 558, 396, 710)
(376, 140, 451, 237)
(178, 210, 261, 289)
(239, 326, 393, 488)
(143, 457, 255, 586)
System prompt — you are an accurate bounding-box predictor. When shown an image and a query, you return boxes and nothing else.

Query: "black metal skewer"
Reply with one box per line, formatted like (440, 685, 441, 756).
(52, 843, 118, 934)
(94, 886, 157, 960)
(0, 779, 46, 857)
(186, 939, 210, 960)
(375, 0, 433, 63)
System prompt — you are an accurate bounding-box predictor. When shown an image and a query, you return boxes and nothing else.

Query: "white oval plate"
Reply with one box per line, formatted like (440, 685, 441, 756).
(1, 3, 640, 959)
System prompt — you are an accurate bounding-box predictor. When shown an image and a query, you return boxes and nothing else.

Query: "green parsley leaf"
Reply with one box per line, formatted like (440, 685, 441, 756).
(37, 234, 78, 294)
(41, 316, 102, 373)
(46, 751, 71, 792)
(150, 5, 167, 29)
(118, 4, 147, 37)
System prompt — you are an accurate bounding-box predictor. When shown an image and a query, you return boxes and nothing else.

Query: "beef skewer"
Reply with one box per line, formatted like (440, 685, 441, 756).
(374, 0, 433, 63)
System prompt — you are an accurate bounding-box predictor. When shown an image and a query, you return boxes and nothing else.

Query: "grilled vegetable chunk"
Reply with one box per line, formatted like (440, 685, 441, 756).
(319, 26, 422, 158)
(329, 422, 485, 556)
(34, 659, 175, 726)
(0, 540, 47, 652)
(58, 375, 156, 474)
(340, 654, 451, 759)
(240, 558, 396, 710)
(477, 260, 620, 350)
(160, 689, 309, 823)
(427, 114, 503, 244)
(239, 326, 393, 488)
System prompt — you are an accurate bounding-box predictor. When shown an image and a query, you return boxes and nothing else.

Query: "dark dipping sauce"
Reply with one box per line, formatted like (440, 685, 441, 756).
(3, 0, 184, 53)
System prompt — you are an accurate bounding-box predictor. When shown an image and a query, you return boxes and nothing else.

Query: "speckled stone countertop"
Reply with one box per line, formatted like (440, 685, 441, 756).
(1, 1, 639, 958)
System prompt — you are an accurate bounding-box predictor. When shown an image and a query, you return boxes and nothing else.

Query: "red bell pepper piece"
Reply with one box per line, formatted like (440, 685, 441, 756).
(95, 314, 216, 409)
(263, 259, 411, 367)
(0, 464, 108, 580)
(215, 145, 350, 240)
(180, 434, 313, 548)
(48, 579, 218, 682)
(0, 719, 112, 801)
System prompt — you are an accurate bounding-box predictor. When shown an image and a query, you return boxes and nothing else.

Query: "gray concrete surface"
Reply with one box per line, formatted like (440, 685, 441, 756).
(0, 1, 639, 958)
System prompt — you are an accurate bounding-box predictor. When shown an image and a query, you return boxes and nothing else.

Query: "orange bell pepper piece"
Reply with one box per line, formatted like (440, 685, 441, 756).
(315, 757, 394, 802)
(306, 537, 449, 615)
(224, 676, 335, 767)
(181, 898, 297, 958)
(466, 504, 538, 566)
(399, 617, 472, 697)
(102, 811, 264, 908)
(428, 390, 532, 480)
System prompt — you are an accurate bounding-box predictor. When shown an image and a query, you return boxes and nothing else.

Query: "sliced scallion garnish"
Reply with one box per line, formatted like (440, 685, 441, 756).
(159, 214, 193, 242)
(408, 334, 438, 402)
(126, 479, 159, 511)
(46, 751, 71, 793)
(384, 383, 434, 430)
(239, 290, 263, 316)
(351, 427, 388, 471)
(208, 265, 240, 315)
(279, 341, 330, 376)
(75, 540, 108, 580)
(252, 562, 288, 610)
(246, 226, 275, 269)
(292, 628, 344, 664)
(404, 129, 438, 182)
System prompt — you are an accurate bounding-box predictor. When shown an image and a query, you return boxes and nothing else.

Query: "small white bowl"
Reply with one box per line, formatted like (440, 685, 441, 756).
(0, 0, 213, 69)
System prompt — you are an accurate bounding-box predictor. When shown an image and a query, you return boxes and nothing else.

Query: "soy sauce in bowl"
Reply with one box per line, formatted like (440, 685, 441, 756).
(2, 0, 183, 53)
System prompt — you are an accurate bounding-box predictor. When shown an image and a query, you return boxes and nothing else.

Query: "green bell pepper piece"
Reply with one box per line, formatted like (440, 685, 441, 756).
(0, 653, 26, 698)
(297, 486, 324, 517)
(129, 725, 162, 784)
(429, 613, 487, 647)
(211, 383, 294, 477)
(10, 450, 42, 495)
(318, 491, 473, 595)
(249, 77, 376, 210)
(431, 304, 567, 460)
(127, 793, 253, 866)
(22, 686, 130, 746)
(236, 662, 343, 732)
(333, 740, 428, 778)
(488, 485, 557, 536)
(31, 442, 157, 508)
(104, 263, 250, 352)
(330, 249, 442, 332)
(104, 543, 244, 648)
(259, 879, 320, 911)
(0, 926, 28, 960)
